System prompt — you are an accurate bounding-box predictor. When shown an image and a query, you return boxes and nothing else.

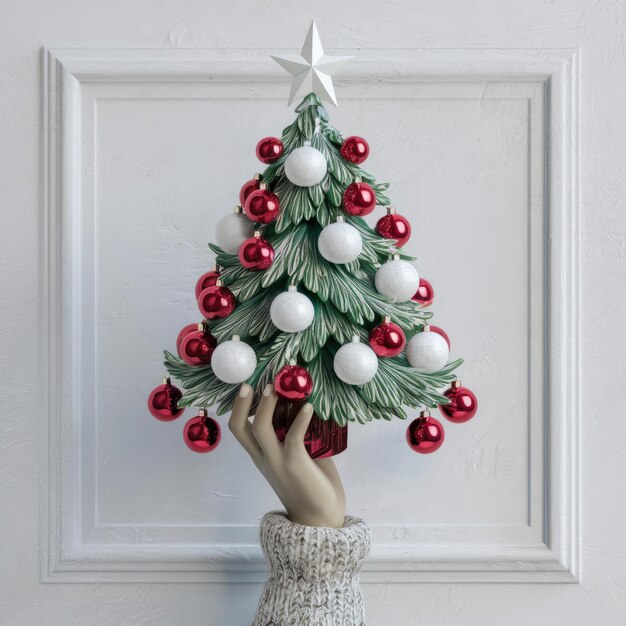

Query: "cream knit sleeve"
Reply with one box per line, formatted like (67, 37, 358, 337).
(253, 511, 372, 626)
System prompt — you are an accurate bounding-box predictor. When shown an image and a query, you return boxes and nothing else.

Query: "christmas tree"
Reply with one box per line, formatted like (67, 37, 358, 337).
(148, 23, 477, 456)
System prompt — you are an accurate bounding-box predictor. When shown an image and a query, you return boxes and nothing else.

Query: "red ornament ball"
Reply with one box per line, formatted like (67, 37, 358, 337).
(439, 382, 478, 423)
(340, 136, 369, 164)
(239, 177, 261, 206)
(147, 378, 185, 422)
(369, 319, 406, 357)
(406, 413, 445, 454)
(194, 269, 220, 299)
(343, 182, 376, 216)
(180, 328, 217, 366)
(430, 325, 450, 349)
(274, 365, 314, 401)
(197, 284, 235, 319)
(183, 412, 221, 453)
(239, 235, 274, 271)
(256, 137, 284, 164)
(176, 323, 199, 356)
(244, 189, 280, 224)
(376, 211, 411, 247)
(412, 278, 435, 307)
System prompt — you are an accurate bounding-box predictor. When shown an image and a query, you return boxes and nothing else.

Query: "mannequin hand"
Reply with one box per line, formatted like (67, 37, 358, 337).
(228, 382, 346, 529)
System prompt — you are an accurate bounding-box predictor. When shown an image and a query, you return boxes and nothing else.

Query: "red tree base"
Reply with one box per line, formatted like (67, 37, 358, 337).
(272, 399, 348, 458)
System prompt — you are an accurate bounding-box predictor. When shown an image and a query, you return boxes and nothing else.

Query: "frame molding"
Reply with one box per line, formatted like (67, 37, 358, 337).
(40, 47, 580, 583)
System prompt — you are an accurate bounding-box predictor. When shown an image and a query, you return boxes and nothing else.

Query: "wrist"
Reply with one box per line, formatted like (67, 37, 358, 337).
(285, 508, 345, 529)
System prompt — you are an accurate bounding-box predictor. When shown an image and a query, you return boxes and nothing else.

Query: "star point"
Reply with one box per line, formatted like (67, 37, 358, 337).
(272, 21, 352, 107)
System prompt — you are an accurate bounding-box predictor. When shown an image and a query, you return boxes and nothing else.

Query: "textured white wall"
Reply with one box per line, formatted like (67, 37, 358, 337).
(1, 1, 625, 624)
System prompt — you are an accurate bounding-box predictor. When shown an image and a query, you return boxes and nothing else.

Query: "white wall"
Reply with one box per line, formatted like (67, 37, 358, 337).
(1, 1, 625, 625)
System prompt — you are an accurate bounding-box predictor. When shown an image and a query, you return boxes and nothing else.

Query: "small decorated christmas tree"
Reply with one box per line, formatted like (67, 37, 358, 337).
(147, 23, 477, 457)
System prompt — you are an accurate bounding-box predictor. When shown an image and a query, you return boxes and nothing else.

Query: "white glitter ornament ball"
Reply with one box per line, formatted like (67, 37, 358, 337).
(375, 258, 420, 302)
(215, 209, 254, 254)
(406, 329, 450, 372)
(318, 218, 363, 264)
(333, 336, 379, 385)
(270, 285, 315, 333)
(284, 146, 327, 187)
(211, 336, 257, 384)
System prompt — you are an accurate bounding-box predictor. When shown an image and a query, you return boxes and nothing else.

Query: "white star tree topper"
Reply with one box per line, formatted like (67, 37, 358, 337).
(272, 22, 352, 107)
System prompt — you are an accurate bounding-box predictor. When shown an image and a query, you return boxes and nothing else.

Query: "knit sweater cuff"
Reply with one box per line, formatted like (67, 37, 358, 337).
(253, 510, 372, 626)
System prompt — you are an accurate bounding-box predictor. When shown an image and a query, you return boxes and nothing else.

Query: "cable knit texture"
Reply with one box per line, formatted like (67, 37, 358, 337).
(253, 511, 372, 626)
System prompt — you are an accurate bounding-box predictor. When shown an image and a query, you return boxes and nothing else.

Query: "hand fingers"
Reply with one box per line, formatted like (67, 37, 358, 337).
(228, 383, 264, 467)
(284, 402, 314, 451)
(229, 383, 254, 430)
(251, 384, 282, 460)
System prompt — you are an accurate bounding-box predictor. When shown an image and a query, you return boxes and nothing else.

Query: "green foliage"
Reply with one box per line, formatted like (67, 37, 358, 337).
(209, 286, 282, 343)
(163, 349, 238, 413)
(164, 93, 462, 426)
(359, 357, 462, 409)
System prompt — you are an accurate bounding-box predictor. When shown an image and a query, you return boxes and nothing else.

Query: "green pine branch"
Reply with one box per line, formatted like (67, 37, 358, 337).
(163, 93, 464, 425)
